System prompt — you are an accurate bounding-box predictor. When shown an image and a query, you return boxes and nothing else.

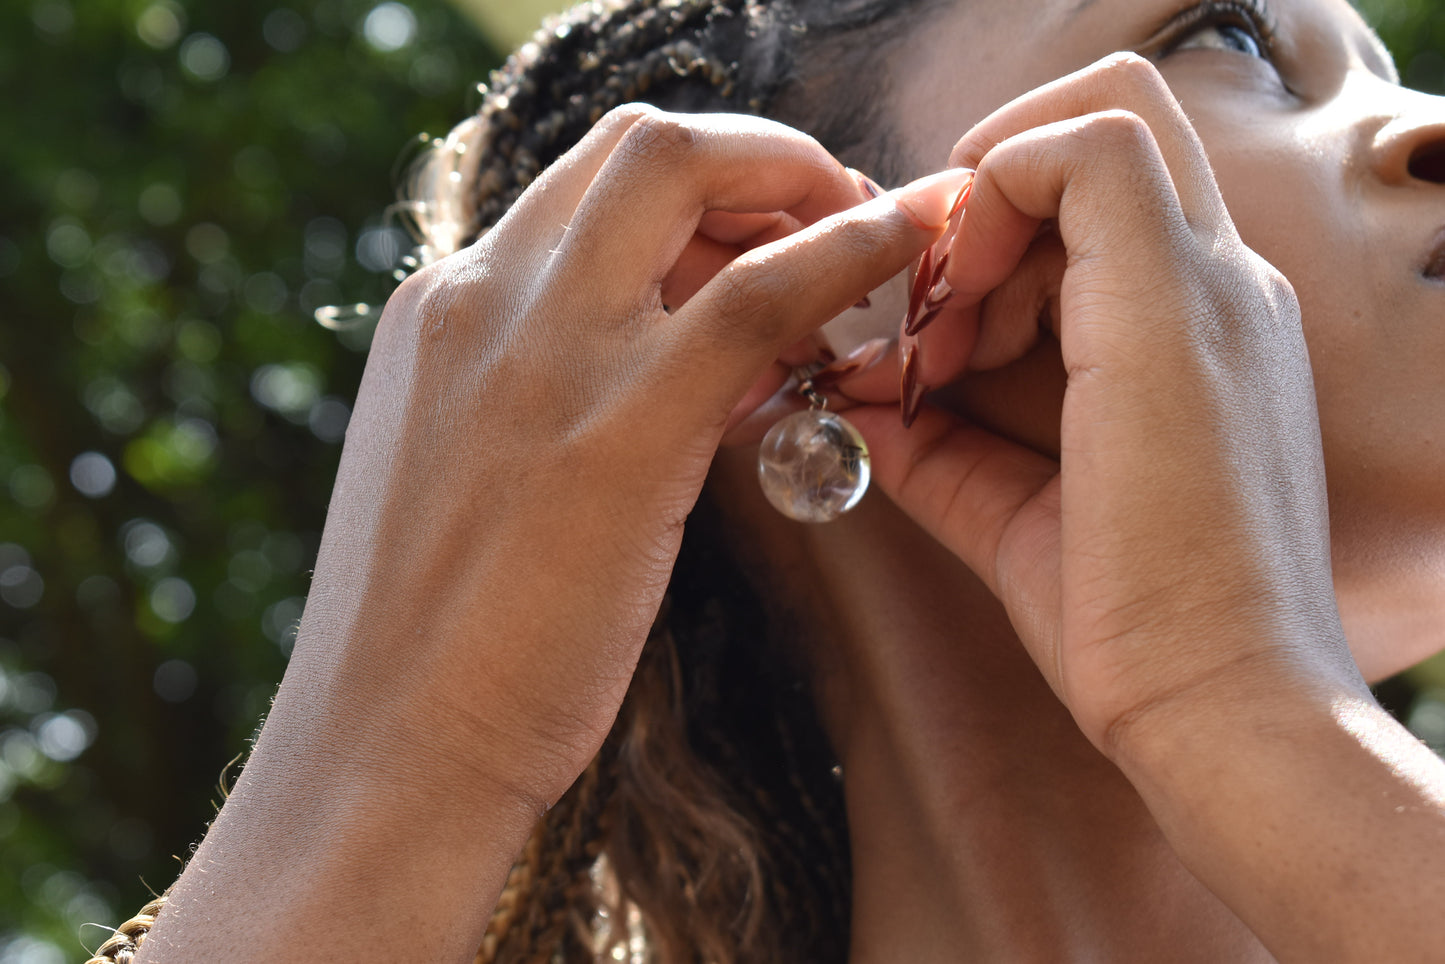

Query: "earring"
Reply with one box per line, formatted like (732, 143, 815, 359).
(757, 372, 871, 523)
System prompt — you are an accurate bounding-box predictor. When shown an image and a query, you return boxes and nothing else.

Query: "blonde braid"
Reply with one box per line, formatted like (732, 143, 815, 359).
(84, 894, 168, 964)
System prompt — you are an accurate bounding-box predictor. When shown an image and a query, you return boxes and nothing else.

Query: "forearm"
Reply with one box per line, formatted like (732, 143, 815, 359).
(1116, 672, 1445, 962)
(134, 663, 545, 963)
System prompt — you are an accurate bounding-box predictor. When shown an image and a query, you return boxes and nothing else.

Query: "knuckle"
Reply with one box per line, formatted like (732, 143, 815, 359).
(598, 102, 660, 132)
(616, 110, 700, 169)
(1255, 260, 1301, 318)
(379, 263, 444, 332)
(707, 259, 789, 345)
(1093, 50, 1169, 95)
(391, 263, 461, 341)
(1080, 109, 1159, 161)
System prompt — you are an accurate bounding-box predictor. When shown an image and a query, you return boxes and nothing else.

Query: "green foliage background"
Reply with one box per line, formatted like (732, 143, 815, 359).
(0, 0, 1440, 959)
(0, 0, 500, 956)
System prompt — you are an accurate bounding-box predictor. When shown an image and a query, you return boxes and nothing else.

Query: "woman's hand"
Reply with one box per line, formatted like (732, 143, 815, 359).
(319, 107, 972, 804)
(138, 106, 972, 963)
(848, 51, 1360, 759)
(843, 53, 1445, 961)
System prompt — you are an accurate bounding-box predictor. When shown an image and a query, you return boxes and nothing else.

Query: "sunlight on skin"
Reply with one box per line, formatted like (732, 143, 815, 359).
(1334, 696, 1445, 811)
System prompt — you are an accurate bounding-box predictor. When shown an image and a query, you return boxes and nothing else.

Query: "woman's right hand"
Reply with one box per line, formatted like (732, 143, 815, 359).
(304, 107, 971, 805)
(138, 106, 971, 962)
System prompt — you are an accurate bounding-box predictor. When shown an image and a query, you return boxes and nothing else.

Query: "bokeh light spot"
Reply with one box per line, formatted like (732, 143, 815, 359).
(31, 0, 74, 37)
(262, 596, 306, 655)
(304, 216, 347, 278)
(34, 711, 95, 763)
(121, 520, 172, 569)
(355, 225, 406, 273)
(69, 452, 117, 499)
(135, 0, 185, 49)
(9, 672, 57, 715)
(83, 378, 146, 435)
(363, 2, 417, 52)
(0, 567, 45, 610)
(9, 465, 55, 509)
(308, 396, 351, 443)
(153, 659, 198, 702)
(0, 934, 64, 964)
(179, 33, 230, 82)
(138, 182, 183, 226)
(250, 362, 321, 421)
(262, 8, 307, 52)
(45, 219, 91, 268)
(149, 576, 196, 623)
(184, 222, 230, 264)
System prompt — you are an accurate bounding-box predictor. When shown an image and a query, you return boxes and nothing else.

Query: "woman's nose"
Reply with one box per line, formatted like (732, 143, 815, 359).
(1372, 87, 1445, 186)
(1406, 138, 1445, 184)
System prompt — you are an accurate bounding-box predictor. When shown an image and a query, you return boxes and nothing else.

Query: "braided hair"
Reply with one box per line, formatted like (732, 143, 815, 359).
(405, 1, 936, 960)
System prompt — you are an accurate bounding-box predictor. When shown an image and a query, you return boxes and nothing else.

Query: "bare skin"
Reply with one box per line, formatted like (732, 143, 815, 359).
(751, 0, 1445, 958)
(137, 0, 1445, 961)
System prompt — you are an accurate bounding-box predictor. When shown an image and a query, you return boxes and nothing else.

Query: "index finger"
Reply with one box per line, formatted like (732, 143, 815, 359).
(554, 110, 869, 307)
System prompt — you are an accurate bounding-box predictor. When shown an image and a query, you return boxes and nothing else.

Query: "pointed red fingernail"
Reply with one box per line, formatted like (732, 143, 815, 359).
(906, 246, 933, 334)
(931, 250, 950, 287)
(812, 337, 889, 388)
(853, 295, 871, 309)
(927, 277, 953, 309)
(905, 304, 943, 337)
(900, 341, 927, 428)
(948, 174, 974, 221)
(847, 166, 885, 200)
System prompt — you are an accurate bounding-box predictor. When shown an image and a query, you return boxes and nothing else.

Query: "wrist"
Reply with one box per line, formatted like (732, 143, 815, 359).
(1099, 640, 1371, 783)
(1097, 657, 1445, 962)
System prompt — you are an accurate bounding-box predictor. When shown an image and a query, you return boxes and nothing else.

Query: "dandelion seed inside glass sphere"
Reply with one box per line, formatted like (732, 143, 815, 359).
(757, 409, 870, 523)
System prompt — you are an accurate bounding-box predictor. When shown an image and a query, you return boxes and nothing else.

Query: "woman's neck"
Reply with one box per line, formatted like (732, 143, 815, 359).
(710, 450, 1272, 962)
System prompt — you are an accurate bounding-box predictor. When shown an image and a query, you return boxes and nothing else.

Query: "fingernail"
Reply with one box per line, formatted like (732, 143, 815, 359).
(906, 245, 933, 334)
(848, 166, 885, 200)
(853, 295, 871, 310)
(812, 337, 890, 387)
(905, 303, 944, 337)
(931, 250, 951, 289)
(905, 274, 953, 336)
(893, 168, 976, 230)
(948, 175, 975, 221)
(900, 340, 927, 428)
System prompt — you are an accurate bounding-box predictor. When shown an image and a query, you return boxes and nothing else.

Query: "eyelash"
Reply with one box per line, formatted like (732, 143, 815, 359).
(1158, 0, 1280, 63)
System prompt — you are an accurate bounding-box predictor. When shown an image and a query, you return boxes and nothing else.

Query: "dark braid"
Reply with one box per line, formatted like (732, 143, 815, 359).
(406, 0, 939, 960)
(412, 0, 936, 257)
(462, 0, 757, 242)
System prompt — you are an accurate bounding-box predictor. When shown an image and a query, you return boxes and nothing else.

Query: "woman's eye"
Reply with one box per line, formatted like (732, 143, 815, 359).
(1174, 22, 1266, 58)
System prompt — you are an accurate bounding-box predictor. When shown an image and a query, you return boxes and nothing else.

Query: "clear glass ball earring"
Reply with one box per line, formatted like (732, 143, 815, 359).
(757, 373, 871, 523)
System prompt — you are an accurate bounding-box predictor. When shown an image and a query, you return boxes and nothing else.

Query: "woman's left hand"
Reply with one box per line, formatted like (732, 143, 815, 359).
(841, 53, 1445, 960)
(848, 52, 1361, 754)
